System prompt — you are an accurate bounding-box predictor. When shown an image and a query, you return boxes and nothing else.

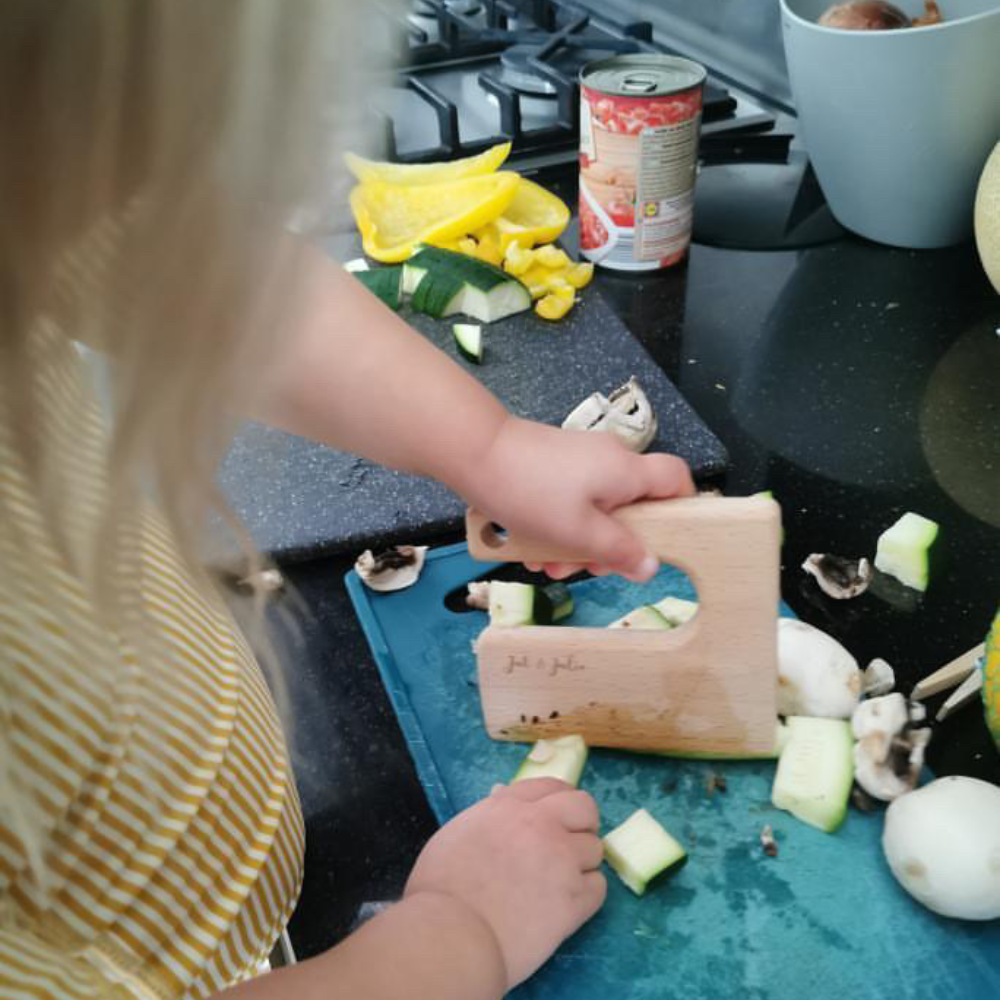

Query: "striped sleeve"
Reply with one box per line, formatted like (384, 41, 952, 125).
(0, 930, 143, 1000)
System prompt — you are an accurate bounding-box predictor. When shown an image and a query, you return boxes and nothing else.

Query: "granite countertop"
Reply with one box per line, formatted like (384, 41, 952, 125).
(264, 175, 1000, 961)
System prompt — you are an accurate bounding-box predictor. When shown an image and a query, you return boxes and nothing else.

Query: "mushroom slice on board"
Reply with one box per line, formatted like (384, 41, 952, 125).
(851, 693, 931, 801)
(562, 377, 657, 453)
(801, 553, 873, 599)
(355, 545, 428, 592)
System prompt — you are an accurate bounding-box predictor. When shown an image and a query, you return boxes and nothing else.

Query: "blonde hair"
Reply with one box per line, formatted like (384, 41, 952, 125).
(1, 0, 379, 900)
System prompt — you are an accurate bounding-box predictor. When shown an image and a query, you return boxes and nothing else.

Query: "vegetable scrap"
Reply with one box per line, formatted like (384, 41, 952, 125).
(760, 824, 778, 858)
(801, 552, 872, 599)
(354, 545, 428, 592)
(562, 377, 657, 453)
(851, 693, 931, 802)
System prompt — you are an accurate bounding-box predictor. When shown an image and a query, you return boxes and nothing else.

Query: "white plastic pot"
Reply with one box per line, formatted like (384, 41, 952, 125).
(780, 0, 1000, 248)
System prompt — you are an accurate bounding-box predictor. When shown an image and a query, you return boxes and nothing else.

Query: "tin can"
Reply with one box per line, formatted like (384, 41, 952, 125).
(579, 55, 706, 271)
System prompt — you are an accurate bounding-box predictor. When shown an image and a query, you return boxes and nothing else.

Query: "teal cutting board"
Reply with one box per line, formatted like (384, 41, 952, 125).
(345, 543, 1000, 1000)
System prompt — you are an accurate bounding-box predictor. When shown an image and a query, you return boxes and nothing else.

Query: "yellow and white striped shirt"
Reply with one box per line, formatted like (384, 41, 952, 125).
(0, 325, 304, 999)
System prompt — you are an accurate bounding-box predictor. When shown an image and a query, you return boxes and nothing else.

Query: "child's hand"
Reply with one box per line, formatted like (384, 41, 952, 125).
(463, 417, 695, 582)
(403, 779, 606, 990)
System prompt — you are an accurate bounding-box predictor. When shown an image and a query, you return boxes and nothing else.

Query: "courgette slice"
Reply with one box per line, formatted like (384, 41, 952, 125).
(487, 581, 574, 626)
(603, 808, 687, 896)
(452, 323, 483, 364)
(354, 265, 403, 310)
(608, 605, 672, 630)
(404, 246, 530, 323)
(512, 735, 588, 787)
(651, 597, 698, 626)
(538, 582, 573, 623)
(771, 716, 854, 833)
(874, 512, 939, 592)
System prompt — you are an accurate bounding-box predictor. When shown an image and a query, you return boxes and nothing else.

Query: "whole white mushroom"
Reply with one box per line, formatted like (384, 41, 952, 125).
(883, 776, 1000, 920)
(777, 618, 862, 719)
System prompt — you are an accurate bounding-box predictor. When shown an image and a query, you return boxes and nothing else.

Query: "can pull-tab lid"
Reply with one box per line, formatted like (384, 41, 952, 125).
(620, 72, 660, 94)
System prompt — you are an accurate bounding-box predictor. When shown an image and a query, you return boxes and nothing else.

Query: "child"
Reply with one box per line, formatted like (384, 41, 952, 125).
(0, 5, 694, 1000)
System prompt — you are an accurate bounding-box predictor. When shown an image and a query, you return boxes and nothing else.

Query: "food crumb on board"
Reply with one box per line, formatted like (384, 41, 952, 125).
(704, 772, 728, 796)
(760, 824, 778, 858)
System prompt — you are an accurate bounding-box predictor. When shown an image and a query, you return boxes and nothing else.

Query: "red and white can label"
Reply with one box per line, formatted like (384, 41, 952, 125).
(579, 78, 703, 272)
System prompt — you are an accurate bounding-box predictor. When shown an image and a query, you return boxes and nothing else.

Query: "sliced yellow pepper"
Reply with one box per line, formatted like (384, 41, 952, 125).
(520, 264, 553, 300)
(474, 233, 503, 267)
(535, 291, 575, 321)
(457, 236, 479, 256)
(349, 172, 520, 263)
(534, 244, 572, 270)
(502, 241, 536, 276)
(344, 141, 511, 185)
(490, 178, 571, 251)
(564, 262, 594, 289)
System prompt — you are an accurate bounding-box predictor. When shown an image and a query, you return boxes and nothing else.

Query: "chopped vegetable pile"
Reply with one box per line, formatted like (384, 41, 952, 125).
(345, 141, 591, 323)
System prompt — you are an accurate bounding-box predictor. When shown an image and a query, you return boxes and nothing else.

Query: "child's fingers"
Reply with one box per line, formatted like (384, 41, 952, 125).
(492, 776, 571, 802)
(569, 832, 605, 872)
(539, 788, 600, 833)
(579, 509, 658, 582)
(577, 870, 608, 915)
(638, 453, 696, 499)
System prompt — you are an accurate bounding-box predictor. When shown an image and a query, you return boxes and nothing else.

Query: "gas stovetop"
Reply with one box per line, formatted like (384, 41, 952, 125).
(360, 0, 790, 169)
(339, 0, 843, 251)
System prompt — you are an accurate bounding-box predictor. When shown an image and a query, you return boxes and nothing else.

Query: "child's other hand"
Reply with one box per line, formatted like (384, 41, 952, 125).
(403, 779, 606, 990)
(465, 417, 695, 582)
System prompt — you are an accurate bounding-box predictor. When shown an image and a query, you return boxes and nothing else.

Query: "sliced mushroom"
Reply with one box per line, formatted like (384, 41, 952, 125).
(465, 581, 491, 610)
(562, 377, 657, 453)
(851, 693, 931, 801)
(862, 657, 896, 697)
(355, 545, 428, 592)
(777, 618, 862, 719)
(802, 553, 873, 599)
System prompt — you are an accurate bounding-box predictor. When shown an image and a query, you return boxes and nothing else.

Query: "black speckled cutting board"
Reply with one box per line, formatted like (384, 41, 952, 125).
(218, 286, 727, 562)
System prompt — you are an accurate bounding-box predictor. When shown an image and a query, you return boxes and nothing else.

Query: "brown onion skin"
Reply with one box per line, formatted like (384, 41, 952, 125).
(818, 1, 911, 29)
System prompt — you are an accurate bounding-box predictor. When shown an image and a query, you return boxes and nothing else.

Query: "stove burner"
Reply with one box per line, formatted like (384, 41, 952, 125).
(498, 43, 556, 97)
(413, 0, 482, 15)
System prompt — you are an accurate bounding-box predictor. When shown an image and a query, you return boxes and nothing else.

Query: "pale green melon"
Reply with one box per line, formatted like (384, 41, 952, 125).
(974, 142, 1000, 295)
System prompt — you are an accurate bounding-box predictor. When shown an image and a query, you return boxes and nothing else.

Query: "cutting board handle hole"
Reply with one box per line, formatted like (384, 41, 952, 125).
(478, 522, 509, 550)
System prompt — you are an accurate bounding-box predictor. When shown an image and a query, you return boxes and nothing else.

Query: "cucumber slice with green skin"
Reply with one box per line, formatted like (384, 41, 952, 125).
(608, 604, 672, 629)
(488, 581, 535, 627)
(452, 323, 483, 364)
(487, 581, 574, 626)
(404, 246, 530, 322)
(874, 512, 939, 592)
(343, 257, 370, 273)
(771, 716, 854, 833)
(651, 597, 698, 626)
(603, 808, 687, 896)
(512, 735, 588, 786)
(354, 265, 403, 310)
(539, 582, 573, 623)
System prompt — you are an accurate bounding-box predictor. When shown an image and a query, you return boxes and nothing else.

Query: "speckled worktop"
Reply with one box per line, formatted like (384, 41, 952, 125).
(253, 171, 1000, 966)
(218, 259, 727, 562)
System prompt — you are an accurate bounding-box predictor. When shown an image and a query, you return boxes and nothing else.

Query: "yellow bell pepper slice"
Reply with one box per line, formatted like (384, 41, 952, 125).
(490, 178, 571, 250)
(520, 265, 553, 300)
(502, 241, 536, 276)
(534, 244, 572, 270)
(535, 290, 575, 321)
(564, 262, 594, 289)
(473, 233, 503, 267)
(349, 172, 520, 263)
(343, 141, 512, 185)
